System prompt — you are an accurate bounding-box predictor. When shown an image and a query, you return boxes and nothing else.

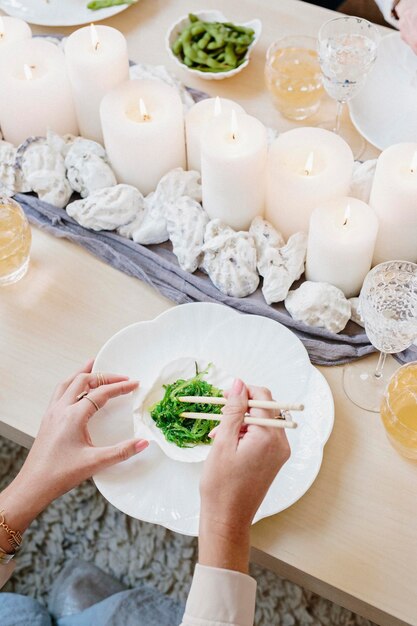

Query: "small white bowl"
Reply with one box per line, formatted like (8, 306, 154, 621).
(166, 10, 262, 81)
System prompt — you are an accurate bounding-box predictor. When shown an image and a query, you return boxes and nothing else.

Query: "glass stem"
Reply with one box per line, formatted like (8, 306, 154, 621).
(334, 101, 344, 134)
(374, 352, 387, 380)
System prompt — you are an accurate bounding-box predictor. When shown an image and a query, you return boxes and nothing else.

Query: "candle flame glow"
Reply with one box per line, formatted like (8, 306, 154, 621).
(23, 64, 33, 81)
(213, 96, 221, 117)
(231, 109, 238, 141)
(343, 203, 351, 226)
(304, 151, 314, 176)
(0, 16, 4, 38)
(90, 23, 100, 51)
(139, 98, 150, 122)
(410, 150, 417, 174)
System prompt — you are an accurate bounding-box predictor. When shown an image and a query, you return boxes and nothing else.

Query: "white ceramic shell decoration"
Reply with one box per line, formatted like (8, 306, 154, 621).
(67, 184, 144, 231)
(133, 356, 233, 463)
(16, 136, 72, 208)
(285, 281, 351, 334)
(202, 219, 259, 298)
(261, 232, 308, 305)
(120, 168, 202, 246)
(349, 297, 364, 327)
(65, 138, 117, 198)
(0, 140, 17, 196)
(250, 216, 285, 266)
(166, 196, 208, 273)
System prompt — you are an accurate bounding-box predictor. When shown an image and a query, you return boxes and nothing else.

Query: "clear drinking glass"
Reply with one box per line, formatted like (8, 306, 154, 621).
(0, 196, 31, 286)
(318, 16, 380, 158)
(343, 261, 417, 413)
(265, 36, 324, 121)
(380, 362, 417, 459)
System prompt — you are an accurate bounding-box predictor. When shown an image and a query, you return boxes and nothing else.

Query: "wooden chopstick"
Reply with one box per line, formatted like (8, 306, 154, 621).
(180, 412, 298, 429)
(178, 396, 304, 412)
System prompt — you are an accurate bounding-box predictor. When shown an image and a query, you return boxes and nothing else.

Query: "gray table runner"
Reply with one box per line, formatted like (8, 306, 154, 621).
(17, 193, 416, 367)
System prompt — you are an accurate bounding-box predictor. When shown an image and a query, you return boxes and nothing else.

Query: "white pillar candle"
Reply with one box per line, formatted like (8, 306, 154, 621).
(0, 16, 31, 48)
(265, 127, 354, 239)
(370, 143, 417, 264)
(65, 24, 129, 143)
(185, 97, 244, 172)
(100, 79, 186, 195)
(201, 112, 267, 231)
(0, 39, 78, 145)
(306, 196, 379, 298)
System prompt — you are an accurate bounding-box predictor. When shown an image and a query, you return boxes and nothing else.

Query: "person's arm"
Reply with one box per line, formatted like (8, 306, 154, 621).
(0, 360, 148, 588)
(181, 379, 291, 626)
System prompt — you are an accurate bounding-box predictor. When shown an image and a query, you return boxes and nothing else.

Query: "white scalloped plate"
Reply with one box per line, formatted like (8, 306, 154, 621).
(0, 0, 133, 27)
(90, 303, 334, 536)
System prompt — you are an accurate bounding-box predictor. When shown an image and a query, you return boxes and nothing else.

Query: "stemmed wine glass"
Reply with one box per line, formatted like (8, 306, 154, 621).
(318, 16, 380, 159)
(343, 261, 417, 413)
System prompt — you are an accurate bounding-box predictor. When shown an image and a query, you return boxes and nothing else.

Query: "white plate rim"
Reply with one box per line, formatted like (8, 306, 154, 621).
(0, 0, 132, 27)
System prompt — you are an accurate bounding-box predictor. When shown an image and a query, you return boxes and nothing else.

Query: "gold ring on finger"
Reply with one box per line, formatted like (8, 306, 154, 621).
(84, 395, 100, 412)
(76, 390, 88, 402)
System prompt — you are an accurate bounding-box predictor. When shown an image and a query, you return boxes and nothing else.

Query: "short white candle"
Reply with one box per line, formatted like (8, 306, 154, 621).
(0, 16, 31, 48)
(185, 97, 244, 172)
(0, 38, 78, 145)
(100, 79, 186, 195)
(65, 24, 129, 143)
(306, 196, 379, 298)
(370, 143, 417, 264)
(265, 127, 354, 239)
(201, 111, 267, 231)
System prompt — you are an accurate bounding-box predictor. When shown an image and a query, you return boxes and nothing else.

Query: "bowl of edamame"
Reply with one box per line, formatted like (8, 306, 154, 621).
(166, 10, 262, 80)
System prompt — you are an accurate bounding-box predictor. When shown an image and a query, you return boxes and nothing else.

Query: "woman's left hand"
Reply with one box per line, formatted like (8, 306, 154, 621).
(0, 360, 148, 533)
(397, 0, 417, 54)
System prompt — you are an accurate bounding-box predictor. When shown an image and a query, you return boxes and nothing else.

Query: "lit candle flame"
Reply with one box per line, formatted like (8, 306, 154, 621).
(304, 151, 314, 176)
(410, 150, 417, 174)
(139, 98, 150, 122)
(0, 16, 4, 38)
(23, 64, 33, 81)
(90, 23, 100, 51)
(343, 203, 351, 226)
(231, 109, 238, 141)
(213, 96, 221, 117)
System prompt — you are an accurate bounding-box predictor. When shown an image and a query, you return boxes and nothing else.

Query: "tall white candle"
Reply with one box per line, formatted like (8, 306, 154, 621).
(100, 79, 186, 195)
(65, 24, 129, 143)
(306, 197, 379, 298)
(265, 127, 354, 239)
(0, 39, 78, 145)
(201, 112, 267, 231)
(0, 16, 31, 48)
(370, 143, 417, 264)
(185, 97, 244, 172)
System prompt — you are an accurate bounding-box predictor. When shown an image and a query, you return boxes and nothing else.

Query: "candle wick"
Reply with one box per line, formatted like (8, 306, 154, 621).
(142, 113, 151, 122)
(304, 169, 310, 176)
(343, 217, 348, 226)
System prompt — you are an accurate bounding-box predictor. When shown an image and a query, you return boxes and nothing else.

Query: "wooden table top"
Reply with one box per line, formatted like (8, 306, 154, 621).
(1, 1, 416, 625)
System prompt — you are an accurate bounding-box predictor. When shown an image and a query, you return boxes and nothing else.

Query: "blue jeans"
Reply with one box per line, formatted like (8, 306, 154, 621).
(1, 584, 185, 626)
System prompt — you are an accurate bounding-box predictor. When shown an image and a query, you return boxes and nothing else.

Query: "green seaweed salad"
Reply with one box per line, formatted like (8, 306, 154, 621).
(149, 363, 223, 448)
(172, 13, 255, 73)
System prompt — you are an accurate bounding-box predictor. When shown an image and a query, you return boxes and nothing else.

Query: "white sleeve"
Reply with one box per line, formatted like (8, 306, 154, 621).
(180, 564, 257, 626)
(0, 562, 15, 589)
(374, 0, 399, 27)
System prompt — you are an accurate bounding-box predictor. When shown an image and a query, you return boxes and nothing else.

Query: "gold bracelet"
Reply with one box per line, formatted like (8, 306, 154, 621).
(0, 511, 23, 553)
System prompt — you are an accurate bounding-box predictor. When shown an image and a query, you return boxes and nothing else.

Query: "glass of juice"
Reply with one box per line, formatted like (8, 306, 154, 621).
(265, 36, 324, 121)
(380, 362, 417, 460)
(0, 196, 31, 286)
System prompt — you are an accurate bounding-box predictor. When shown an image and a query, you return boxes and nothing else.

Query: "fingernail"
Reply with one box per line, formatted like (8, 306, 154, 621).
(134, 439, 149, 453)
(231, 378, 244, 394)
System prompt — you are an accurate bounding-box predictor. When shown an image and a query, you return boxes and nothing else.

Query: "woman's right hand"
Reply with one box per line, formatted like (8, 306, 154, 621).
(198, 379, 291, 573)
